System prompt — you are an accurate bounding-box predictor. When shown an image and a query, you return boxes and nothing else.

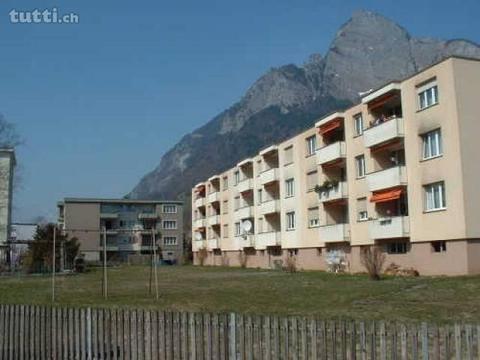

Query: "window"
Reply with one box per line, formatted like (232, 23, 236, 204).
(286, 211, 296, 230)
(256, 160, 262, 176)
(163, 236, 177, 246)
(223, 176, 229, 190)
(357, 197, 368, 221)
(424, 181, 446, 211)
(308, 207, 319, 228)
(306, 135, 317, 156)
(422, 129, 442, 160)
(306, 171, 317, 192)
(354, 113, 364, 136)
(387, 242, 409, 254)
(234, 171, 240, 185)
(285, 178, 295, 197)
(163, 204, 177, 213)
(284, 146, 294, 165)
(432, 241, 447, 253)
(257, 189, 263, 204)
(355, 155, 366, 178)
(234, 222, 241, 236)
(234, 196, 240, 210)
(223, 224, 229, 238)
(418, 82, 439, 110)
(163, 220, 177, 230)
(222, 200, 228, 214)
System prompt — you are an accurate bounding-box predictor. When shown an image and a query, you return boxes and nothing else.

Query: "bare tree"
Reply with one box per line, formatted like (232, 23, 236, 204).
(360, 246, 386, 280)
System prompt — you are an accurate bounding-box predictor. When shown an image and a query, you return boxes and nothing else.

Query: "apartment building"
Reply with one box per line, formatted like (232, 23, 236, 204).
(58, 198, 184, 263)
(192, 56, 480, 276)
(0, 149, 15, 264)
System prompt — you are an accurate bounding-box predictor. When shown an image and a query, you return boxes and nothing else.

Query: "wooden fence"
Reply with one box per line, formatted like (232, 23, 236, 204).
(0, 304, 479, 359)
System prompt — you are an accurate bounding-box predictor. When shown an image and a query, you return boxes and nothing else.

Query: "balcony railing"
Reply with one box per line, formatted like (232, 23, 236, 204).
(207, 238, 220, 250)
(194, 197, 206, 208)
(100, 213, 118, 219)
(260, 168, 279, 185)
(237, 178, 254, 193)
(194, 218, 206, 228)
(138, 212, 157, 220)
(256, 231, 280, 248)
(319, 181, 348, 203)
(319, 223, 350, 243)
(208, 191, 220, 203)
(366, 166, 407, 192)
(369, 216, 410, 240)
(208, 215, 221, 226)
(259, 200, 280, 215)
(118, 243, 141, 252)
(364, 116, 404, 148)
(316, 141, 346, 166)
(236, 206, 253, 220)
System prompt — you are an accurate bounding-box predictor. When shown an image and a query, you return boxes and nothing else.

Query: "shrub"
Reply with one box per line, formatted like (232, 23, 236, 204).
(360, 246, 386, 280)
(197, 247, 208, 266)
(283, 255, 297, 273)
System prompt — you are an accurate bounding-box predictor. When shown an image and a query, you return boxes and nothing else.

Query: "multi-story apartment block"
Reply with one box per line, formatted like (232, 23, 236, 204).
(0, 149, 15, 263)
(192, 56, 480, 276)
(58, 198, 184, 263)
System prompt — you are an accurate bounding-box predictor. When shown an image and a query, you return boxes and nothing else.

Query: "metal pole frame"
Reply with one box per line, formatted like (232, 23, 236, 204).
(103, 226, 108, 299)
(152, 229, 159, 300)
(52, 225, 56, 303)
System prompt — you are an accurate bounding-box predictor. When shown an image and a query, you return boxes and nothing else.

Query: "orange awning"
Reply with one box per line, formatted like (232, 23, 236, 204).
(370, 138, 402, 153)
(367, 92, 397, 111)
(319, 119, 341, 135)
(194, 185, 205, 194)
(370, 187, 404, 203)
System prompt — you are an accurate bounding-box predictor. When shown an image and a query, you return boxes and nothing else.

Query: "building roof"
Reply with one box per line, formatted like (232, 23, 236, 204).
(59, 198, 183, 205)
(0, 148, 16, 166)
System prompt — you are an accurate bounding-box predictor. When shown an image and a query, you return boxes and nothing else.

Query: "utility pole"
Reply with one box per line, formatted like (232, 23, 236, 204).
(152, 229, 159, 300)
(102, 227, 108, 299)
(51, 226, 56, 303)
(60, 238, 65, 272)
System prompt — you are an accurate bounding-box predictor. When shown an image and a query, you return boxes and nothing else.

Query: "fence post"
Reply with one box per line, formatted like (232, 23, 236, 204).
(86, 308, 92, 360)
(454, 324, 461, 360)
(380, 321, 386, 360)
(229, 313, 236, 360)
(421, 322, 429, 360)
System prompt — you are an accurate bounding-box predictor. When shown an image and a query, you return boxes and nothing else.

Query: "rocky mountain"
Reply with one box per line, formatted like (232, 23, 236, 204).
(127, 10, 480, 212)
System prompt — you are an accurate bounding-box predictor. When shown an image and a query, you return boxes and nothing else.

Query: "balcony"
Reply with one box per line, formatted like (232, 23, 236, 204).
(138, 212, 157, 220)
(364, 117, 404, 148)
(236, 206, 253, 220)
(194, 197, 206, 208)
(237, 178, 253, 193)
(100, 213, 118, 219)
(366, 166, 407, 192)
(208, 215, 221, 226)
(316, 142, 346, 166)
(260, 168, 279, 185)
(259, 200, 280, 215)
(207, 238, 220, 250)
(194, 218, 206, 228)
(240, 235, 255, 248)
(319, 181, 348, 203)
(257, 232, 280, 248)
(319, 224, 350, 243)
(208, 192, 220, 204)
(369, 216, 410, 239)
(118, 243, 141, 252)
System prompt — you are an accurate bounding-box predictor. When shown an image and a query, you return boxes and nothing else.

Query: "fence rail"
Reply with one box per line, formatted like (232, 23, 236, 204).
(0, 304, 479, 359)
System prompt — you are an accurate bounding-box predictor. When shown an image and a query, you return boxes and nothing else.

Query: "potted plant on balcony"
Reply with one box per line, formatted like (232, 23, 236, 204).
(314, 179, 339, 195)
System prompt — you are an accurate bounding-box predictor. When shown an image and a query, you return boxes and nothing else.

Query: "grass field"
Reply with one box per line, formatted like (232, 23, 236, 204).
(1, 265, 480, 323)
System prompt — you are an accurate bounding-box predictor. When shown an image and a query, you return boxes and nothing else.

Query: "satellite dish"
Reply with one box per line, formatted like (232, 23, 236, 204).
(195, 231, 203, 241)
(242, 220, 252, 233)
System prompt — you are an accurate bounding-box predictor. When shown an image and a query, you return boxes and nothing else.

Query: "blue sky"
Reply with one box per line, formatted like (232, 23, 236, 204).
(0, 0, 478, 222)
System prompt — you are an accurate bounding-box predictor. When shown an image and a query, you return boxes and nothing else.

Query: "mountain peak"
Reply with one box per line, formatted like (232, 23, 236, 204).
(128, 12, 480, 209)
